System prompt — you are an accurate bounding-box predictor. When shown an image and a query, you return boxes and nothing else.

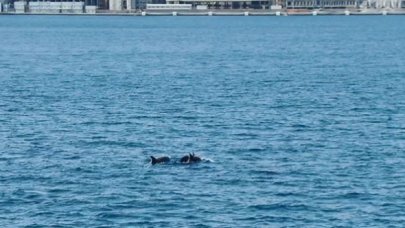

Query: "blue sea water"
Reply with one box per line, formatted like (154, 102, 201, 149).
(1, 15, 405, 227)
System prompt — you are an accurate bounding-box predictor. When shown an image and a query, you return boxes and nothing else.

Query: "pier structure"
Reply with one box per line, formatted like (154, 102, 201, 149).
(165, 0, 278, 9)
(1, 0, 404, 13)
(161, 0, 403, 9)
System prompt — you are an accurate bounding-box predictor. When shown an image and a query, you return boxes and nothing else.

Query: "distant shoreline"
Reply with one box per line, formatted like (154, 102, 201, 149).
(1, 9, 405, 16)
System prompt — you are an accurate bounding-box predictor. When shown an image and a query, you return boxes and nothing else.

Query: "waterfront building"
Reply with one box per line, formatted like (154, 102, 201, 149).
(285, 0, 358, 8)
(146, 3, 192, 9)
(364, 0, 402, 8)
(165, 0, 279, 9)
(0, 0, 11, 11)
(27, 1, 84, 13)
(165, 0, 405, 9)
(16, 0, 132, 10)
(2, 0, 404, 12)
(109, 0, 124, 10)
(107, 0, 163, 10)
(135, 0, 150, 9)
(0, 0, 10, 4)
(84, 0, 104, 8)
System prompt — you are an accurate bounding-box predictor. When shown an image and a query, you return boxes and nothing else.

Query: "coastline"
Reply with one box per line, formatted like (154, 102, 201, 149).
(1, 9, 405, 16)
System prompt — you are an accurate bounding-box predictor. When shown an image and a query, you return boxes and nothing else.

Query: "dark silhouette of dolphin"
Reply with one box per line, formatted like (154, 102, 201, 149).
(180, 153, 202, 164)
(189, 153, 202, 163)
(180, 155, 189, 163)
(150, 156, 170, 165)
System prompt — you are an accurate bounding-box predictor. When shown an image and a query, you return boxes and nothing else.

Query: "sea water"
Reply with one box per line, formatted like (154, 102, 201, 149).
(0, 16, 405, 227)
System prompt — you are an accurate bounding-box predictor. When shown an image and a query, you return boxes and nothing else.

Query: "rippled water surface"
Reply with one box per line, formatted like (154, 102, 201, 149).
(1, 16, 405, 227)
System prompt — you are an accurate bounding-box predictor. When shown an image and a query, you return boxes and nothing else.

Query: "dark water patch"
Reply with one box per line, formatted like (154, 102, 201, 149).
(129, 115, 165, 120)
(249, 70, 268, 74)
(231, 132, 260, 138)
(32, 211, 55, 217)
(96, 212, 140, 220)
(5, 175, 54, 183)
(250, 170, 280, 176)
(70, 166, 98, 173)
(24, 192, 46, 201)
(338, 192, 371, 199)
(76, 140, 146, 148)
(246, 147, 268, 153)
(94, 121, 134, 126)
(63, 155, 81, 160)
(248, 203, 316, 212)
(47, 188, 71, 194)
(274, 192, 306, 197)
(291, 124, 310, 129)
(172, 115, 198, 120)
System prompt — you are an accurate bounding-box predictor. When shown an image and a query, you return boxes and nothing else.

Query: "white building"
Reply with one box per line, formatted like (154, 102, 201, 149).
(109, 0, 140, 10)
(365, 0, 402, 8)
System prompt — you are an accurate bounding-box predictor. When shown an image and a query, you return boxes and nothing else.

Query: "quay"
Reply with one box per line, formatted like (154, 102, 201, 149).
(1, 9, 405, 16)
(0, 0, 404, 15)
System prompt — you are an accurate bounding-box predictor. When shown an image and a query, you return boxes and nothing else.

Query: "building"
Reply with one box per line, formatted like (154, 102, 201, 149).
(3, 0, 404, 11)
(166, 0, 405, 9)
(27, 1, 85, 13)
(364, 0, 402, 8)
(0, 0, 11, 11)
(107, 0, 159, 10)
(165, 0, 279, 9)
(285, 0, 358, 8)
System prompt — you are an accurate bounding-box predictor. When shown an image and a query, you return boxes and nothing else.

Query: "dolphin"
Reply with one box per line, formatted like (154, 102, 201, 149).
(150, 156, 170, 165)
(189, 153, 202, 163)
(180, 153, 202, 164)
(180, 154, 190, 163)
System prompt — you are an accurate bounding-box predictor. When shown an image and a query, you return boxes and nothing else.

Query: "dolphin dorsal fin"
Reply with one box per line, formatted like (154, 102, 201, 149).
(150, 156, 157, 165)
